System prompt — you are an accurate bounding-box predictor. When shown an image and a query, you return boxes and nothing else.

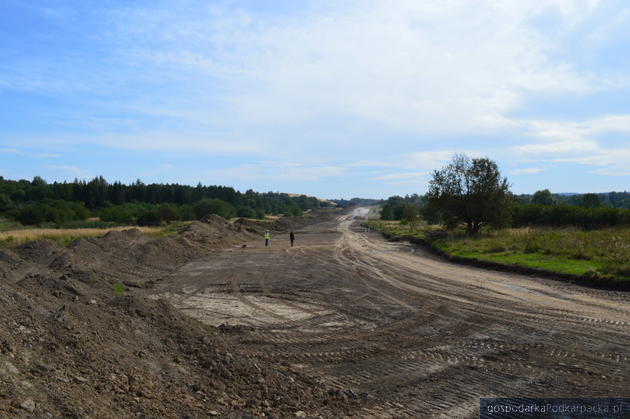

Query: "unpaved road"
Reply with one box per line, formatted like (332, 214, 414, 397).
(152, 210, 630, 418)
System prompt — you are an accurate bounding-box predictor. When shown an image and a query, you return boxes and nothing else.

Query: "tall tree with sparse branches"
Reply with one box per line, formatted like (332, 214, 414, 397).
(427, 154, 511, 236)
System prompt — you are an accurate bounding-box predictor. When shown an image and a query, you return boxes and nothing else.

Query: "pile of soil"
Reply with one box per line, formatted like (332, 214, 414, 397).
(234, 208, 342, 235)
(0, 215, 355, 417)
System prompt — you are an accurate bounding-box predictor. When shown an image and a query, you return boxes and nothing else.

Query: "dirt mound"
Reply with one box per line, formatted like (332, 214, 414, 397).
(233, 218, 274, 235)
(0, 218, 354, 417)
(273, 208, 342, 232)
(0, 277, 351, 417)
(0, 217, 256, 287)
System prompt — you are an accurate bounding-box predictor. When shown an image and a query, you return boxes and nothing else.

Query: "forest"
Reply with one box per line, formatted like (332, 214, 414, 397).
(0, 176, 330, 227)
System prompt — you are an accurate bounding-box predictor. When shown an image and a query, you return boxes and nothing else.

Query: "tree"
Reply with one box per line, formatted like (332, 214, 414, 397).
(193, 199, 234, 219)
(531, 189, 555, 206)
(580, 193, 600, 208)
(427, 154, 511, 236)
(158, 204, 180, 222)
(287, 206, 303, 217)
(401, 204, 417, 223)
(137, 210, 163, 226)
(236, 206, 256, 218)
(380, 204, 395, 220)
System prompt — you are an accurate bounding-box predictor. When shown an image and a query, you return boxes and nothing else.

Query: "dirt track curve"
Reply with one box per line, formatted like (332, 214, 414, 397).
(151, 209, 630, 418)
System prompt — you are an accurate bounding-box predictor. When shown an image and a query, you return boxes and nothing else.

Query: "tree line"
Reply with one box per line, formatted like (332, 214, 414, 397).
(0, 176, 330, 226)
(380, 154, 630, 235)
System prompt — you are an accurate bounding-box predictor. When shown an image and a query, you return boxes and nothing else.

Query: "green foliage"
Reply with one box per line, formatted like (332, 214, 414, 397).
(427, 154, 511, 236)
(193, 198, 234, 219)
(0, 193, 12, 211)
(370, 220, 630, 280)
(113, 282, 125, 296)
(580, 193, 601, 208)
(0, 175, 331, 228)
(158, 203, 180, 222)
(287, 206, 303, 217)
(179, 205, 196, 221)
(401, 204, 417, 223)
(530, 189, 555, 206)
(0, 217, 26, 232)
(236, 206, 256, 218)
(380, 204, 395, 220)
(512, 204, 630, 229)
(11, 200, 90, 226)
(99, 203, 142, 224)
(137, 209, 163, 226)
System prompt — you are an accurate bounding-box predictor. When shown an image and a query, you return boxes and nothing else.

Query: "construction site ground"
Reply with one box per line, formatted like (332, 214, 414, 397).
(149, 209, 630, 417)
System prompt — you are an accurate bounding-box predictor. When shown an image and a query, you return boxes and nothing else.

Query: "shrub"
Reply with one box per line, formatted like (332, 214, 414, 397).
(287, 206, 303, 217)
(137, 210, 163, 226)
(236, 206, 256, 218)
(158, 204, 180, 222)
(193, 199, 234, 219)
(512, 204, 630, 229)
(179, 205, 196, 221)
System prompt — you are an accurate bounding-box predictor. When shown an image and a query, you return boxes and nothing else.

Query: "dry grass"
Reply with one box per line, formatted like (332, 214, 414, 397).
(0, 226, 163, 247)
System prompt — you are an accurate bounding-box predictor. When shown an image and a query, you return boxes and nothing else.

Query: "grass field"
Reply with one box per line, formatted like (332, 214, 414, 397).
(367, 220, 630, 280)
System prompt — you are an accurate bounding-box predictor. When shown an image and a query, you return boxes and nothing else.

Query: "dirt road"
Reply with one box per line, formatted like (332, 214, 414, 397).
(153, 210, 630, 417)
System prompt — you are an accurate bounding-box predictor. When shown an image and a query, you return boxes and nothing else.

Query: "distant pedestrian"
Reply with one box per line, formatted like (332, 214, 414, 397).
(289, 230, 295, 247)
(264, 230, 270, 247)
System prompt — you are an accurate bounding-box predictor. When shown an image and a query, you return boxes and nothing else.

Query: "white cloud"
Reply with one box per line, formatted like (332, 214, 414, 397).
(47, 165, 92, 177)
(76, 0, 609, 145)
(346, 160, 393, 167)
(513, 114, 630, 173)
(92, 133, 264, 156)
(369, 171, 428, 181)
(214, 0, 599, 133)
(210, 163, 347, 182)
(0, 148, 62, 159)
(510, 167, 544, 175)
(590, 166, 630, 176)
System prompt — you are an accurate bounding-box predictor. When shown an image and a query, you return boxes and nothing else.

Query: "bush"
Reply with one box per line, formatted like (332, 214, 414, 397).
(193, 199, 234, 219)
(179, 205, 196, 221)
(236, 206, 256, 218)
(99, 205, 136, 224)
(512, 204, 630, 229)
(11, 200, 90, 226)
(287, 206, 303, 217)
(158, 204, 180, 222)
(137, 210, 163, 226)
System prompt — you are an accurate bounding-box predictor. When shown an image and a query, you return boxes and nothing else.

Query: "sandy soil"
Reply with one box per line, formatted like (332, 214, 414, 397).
(150, 210, 630, 418)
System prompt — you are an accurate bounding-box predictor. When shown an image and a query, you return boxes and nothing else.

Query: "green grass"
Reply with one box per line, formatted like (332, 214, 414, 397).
(368, 221, 630, 280)
(446, 249, 601, 276)
(0, 217, 27, 232)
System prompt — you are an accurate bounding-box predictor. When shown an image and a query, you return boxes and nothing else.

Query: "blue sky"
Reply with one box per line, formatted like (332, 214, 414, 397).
(2, 0, 630, 199)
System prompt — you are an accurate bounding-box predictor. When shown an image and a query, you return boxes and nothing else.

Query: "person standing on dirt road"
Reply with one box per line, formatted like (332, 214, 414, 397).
(290, 230, 295, 247)
(264, 230, 270, 247)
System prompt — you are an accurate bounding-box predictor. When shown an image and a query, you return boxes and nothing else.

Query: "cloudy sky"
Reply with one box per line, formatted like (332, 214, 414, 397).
(2, 0, 630, 198)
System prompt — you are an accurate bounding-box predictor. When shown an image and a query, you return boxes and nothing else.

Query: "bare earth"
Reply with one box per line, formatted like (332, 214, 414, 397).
(149, 210, 630, 417)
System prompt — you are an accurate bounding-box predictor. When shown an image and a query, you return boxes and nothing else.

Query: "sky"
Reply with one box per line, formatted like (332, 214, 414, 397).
(1, 0, 630, 199)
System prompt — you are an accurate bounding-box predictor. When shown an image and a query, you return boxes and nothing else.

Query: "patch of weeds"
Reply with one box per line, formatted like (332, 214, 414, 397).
(113, 282, 125, 296)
